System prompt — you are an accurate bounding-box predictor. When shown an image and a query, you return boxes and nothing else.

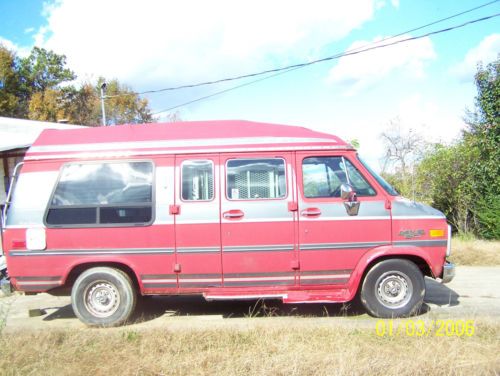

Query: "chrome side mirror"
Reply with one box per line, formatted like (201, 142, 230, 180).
(340, 184, 360, 216)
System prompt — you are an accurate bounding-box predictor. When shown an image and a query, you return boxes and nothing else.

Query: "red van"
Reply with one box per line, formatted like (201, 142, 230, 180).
(1, 120, 454, 326)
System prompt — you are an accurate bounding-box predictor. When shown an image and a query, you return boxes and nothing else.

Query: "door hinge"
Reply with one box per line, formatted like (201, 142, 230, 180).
(169, 204, 180, 215)
(288, 202, 298, 212)
(173, 263, 182, 273)
(290, 260, 300, 270)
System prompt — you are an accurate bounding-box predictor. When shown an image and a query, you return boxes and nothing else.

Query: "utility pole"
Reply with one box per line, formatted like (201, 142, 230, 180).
(100, 82, 107, 126)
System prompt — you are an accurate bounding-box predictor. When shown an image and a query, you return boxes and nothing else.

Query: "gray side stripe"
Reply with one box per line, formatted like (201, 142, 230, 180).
(177, 247, 220, 254)
(21, 284, 60, 291)
(141, 274, 177, 279)
(179, 273, 222, 278)
(300, 269, 352, 276)
(223, 245, 294, 252)
(300, 242, 388, 250)
(143, 283, 177, 289)
(301, 278, 349, 285)
(394, 240, 447, 247)
(9, 248, 175, 256)
(225, 271, 295, 278)
(17, 276, 62, 281)
(224, 280, 295, 287)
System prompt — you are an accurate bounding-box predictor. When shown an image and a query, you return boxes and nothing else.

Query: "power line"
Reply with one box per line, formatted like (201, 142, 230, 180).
(153, 11, 500, 115)
(107, 0, 499, 100)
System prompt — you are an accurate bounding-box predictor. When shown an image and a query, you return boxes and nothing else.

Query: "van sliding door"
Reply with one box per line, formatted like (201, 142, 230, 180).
(220, 152, 298, 291)
(173, 155, 222, 289)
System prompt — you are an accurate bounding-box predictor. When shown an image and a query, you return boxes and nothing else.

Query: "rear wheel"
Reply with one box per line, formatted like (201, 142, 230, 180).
(360, 259, 425, 318)
(71, 267, 137, 327)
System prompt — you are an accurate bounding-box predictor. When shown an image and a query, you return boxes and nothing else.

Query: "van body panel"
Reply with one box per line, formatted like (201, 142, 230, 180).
(174, 154, 222, 289)
(2, 120, 451, 307)
(295, 151, 392, 288)
(220, 152, 298, 288)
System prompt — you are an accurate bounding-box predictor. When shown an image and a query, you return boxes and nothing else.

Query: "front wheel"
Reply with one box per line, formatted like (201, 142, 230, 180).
(360, 259, 425, 318)
(71, 267, 137, 327)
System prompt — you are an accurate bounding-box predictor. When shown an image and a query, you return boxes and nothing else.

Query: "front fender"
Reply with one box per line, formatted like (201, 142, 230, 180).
(347, 245, 435, 301)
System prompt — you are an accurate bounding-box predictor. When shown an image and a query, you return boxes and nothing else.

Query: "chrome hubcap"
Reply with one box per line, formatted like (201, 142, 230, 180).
(84, 281, 120, 318)
(376, 272, 413, 309)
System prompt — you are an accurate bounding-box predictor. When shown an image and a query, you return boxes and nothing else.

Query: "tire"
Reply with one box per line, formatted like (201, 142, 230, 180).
(360, 259, 425, 318)
(71, 267, 137, 327)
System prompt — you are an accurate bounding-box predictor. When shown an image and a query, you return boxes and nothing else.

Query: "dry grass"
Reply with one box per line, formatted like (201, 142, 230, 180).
(449, 238, 500, 266)
(0, 321, 499, 376)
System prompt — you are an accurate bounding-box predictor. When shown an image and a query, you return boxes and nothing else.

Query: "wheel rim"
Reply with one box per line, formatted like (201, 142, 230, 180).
(375, 271, 413, 309)
(83, 280, 121, 318)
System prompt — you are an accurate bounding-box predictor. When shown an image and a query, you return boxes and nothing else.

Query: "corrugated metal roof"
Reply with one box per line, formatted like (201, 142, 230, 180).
(0, 117, 84, 152)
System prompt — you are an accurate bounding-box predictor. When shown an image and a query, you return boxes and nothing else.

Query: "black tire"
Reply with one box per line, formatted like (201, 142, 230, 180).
(360, 259, 425, 318)
(71, 267, 137, 327)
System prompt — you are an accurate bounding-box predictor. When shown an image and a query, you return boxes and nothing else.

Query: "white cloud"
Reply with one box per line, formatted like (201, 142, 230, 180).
(327, 35, 436, 95)
(0, 37, 30, 57)
(396, 93, 465, 143)
(450, 34, 500, 82)
(34, 0, 392, 90)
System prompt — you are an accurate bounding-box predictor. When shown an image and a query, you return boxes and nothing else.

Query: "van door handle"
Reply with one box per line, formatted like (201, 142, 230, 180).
(300, 208, 321, 217)
(223, 210, 244, 219)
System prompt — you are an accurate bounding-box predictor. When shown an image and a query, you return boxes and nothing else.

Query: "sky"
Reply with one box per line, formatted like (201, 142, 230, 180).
(0, 0, 499, 170)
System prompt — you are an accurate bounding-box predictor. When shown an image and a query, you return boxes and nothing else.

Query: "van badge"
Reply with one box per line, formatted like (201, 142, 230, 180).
(399, 229, 425, 239)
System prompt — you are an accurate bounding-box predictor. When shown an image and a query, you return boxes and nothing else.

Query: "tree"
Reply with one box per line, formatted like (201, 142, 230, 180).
(462, 57, 500, 238)
(99, 78, 155, 125)
(0, 44, 21, 117)
(379, 118, 428, 199)
(18, 47, 75, 94)
(413, 143, 475, 233)
(409, 57, 499, 238)
(0, 46, 157, 127)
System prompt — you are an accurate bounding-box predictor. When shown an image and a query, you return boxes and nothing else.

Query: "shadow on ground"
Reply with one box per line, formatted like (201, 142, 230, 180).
(42, 296, 367, 323)
(424, 278, 460, 307)
(41, 278, 460, 324)
(132, 295, 367, 323)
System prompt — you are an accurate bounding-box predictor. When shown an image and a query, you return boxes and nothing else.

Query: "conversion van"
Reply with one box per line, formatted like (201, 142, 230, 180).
(1, 120, 455, 326)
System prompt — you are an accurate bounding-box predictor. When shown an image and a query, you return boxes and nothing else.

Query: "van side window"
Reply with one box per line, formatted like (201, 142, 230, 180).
(303, 157, 375, 198)
(46, 161, 154, 226)
(226, 158, 286, 200)
(181, 160, 214, 201)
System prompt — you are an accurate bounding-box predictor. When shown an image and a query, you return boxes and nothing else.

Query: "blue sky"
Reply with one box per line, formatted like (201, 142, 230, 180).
(1, 0, 499, 170)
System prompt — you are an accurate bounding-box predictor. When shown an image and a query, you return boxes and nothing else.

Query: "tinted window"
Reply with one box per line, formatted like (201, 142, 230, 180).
(227, 159, 286, 200)
(46, 161, 153, 226)
(182, 160, 214, 201)
(303, 157, 375, 198)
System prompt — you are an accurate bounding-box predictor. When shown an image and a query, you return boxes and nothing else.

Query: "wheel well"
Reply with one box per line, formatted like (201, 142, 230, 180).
(356, 255, 432, 295)
(64, 262, 140, 292)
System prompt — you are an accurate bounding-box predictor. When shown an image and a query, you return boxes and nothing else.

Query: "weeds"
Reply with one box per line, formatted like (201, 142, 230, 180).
(0, 321, 498, 375)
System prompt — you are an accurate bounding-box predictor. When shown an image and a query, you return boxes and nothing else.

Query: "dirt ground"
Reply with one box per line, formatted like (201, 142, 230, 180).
(1, 266, 499, 332)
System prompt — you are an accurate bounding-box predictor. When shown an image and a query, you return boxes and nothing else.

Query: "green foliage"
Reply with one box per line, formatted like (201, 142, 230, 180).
(0, 46, 155, 125)
(474, 193, 500, 240)
(410, 58, 499, 238)
(381, 57, 499, 239)
(0, 45, 21, 116)
(18, 46, 76, 94)
(99, 78, 155, 125)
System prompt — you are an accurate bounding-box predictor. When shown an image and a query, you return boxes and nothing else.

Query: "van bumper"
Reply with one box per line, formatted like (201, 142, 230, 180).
(440, 261, 455, 284)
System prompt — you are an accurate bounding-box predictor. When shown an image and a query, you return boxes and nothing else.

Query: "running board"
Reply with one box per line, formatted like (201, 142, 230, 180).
(204, 289, 350, 303)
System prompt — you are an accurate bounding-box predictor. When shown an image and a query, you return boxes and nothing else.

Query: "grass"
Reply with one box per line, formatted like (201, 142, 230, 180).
(449, 238, 500, 266)
(0, 320, 498, 375)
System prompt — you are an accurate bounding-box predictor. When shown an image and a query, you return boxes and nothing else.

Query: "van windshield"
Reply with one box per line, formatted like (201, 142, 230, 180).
(357, 155, 399, 196)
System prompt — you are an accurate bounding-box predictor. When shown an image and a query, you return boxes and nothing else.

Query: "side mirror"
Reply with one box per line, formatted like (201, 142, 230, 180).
(340, 184, 360, 216)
